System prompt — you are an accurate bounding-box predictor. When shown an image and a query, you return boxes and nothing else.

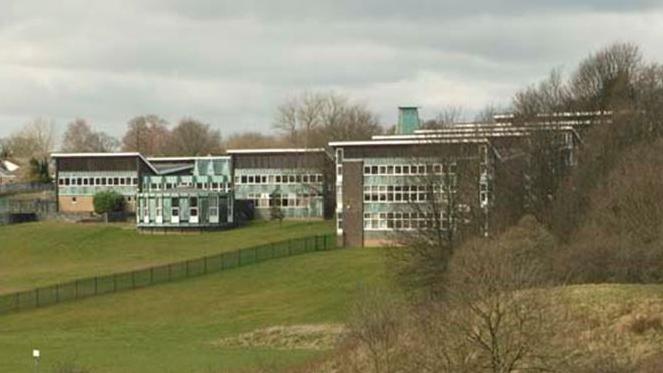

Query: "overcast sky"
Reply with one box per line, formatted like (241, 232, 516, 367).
(2, 1, 663, 140)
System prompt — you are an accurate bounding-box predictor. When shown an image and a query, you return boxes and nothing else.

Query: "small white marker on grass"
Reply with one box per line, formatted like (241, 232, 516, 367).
(33, 349, 40, 372)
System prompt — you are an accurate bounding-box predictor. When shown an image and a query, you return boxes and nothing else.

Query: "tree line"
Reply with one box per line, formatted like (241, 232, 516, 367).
(0, 92, 386, 162)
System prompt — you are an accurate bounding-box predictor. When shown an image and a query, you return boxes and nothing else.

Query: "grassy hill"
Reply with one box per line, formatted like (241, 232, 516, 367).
(0, 247, 386, 372)
(0, 220, 333, 293)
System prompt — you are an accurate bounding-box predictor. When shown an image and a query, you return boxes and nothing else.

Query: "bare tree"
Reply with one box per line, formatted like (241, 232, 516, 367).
(274, 92, 325, 148)
(422, 106, 465, 129)
(61, 118, 119, 152)
(121, 115, 170, 155)
(387, 144, 483, 297)
(411, 236, 561, 373)
(274, 91, 383, 148)
(513, 68, 569, 118)
(346, 286, 405, 373)
(223, 131, 282, 150)
(5, 118, 56, 159)
(569, 42, 641, 111)
(166, 117, 223, 156)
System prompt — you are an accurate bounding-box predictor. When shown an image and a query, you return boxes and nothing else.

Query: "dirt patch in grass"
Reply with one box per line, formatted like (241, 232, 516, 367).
(213, 324, 346, 351)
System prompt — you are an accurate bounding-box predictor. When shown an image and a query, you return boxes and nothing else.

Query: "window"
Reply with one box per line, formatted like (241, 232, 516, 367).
(113, 177, 119, 185)
(83, 178, 89, 186)
(275, 175, 281, 183)
(155, 198, 162, 217)
(132, 178, 138, 185)
(209, 195, 219, 216)
(58, 178, 65, 186)
(335, 148, 344, 162)
(241, 175, 247, 184)
(302, 175, 309, 183)
(261, 176, 267, 183)
(77, 178, 83, 186)
(65, 178, 70, 186)
(171, 198, 180, 217)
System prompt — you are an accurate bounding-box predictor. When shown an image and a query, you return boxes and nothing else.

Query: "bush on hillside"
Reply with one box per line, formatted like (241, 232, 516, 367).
(93, 191, 125, 215)
(559, 140, 663, 283)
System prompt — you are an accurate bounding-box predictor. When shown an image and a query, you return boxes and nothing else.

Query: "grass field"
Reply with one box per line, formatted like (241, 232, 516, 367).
(0, 220, 333, 293)
(0, 247, 386, 372)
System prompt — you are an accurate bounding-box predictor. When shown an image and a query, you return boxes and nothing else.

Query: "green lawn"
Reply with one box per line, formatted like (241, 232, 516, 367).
(0, 220, 333, 293)
(0, 248, 386, 372)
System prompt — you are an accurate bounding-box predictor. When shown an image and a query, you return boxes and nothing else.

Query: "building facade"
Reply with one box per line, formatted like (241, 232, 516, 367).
(330, 107, 593, 247)
(136, 156, 234, 230)
(52, 153, 157, 213)
(227, 149, 333, 220)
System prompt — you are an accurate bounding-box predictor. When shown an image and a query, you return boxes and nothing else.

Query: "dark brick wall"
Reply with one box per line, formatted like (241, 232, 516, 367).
(342, 161, 364, 247)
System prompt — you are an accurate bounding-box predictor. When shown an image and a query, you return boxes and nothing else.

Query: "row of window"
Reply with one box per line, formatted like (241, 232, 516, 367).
(245, 192, 322, 208)
(235, 174, 323, 185)
(144, 182, 230, 191)
(363, 184, 456, 203)
(363, 163, 457, 176)
(139, 197, 217, 220)
(59, 176, 138, 187)
(363, 211, 450, 230)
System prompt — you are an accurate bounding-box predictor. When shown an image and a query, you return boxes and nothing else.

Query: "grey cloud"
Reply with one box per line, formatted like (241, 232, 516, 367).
(1, 1, 663, 139)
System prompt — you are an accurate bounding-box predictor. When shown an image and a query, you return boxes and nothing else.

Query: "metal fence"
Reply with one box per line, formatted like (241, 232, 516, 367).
(0, 234, 336, 315)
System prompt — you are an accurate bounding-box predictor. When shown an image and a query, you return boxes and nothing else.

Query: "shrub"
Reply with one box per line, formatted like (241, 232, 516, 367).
(270, 205, 284, 222)
(93, 191, 125, 215)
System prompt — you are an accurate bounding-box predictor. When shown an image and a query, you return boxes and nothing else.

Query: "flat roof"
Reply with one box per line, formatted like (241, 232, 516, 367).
(147, 156, 231, 162)
(226, 148, 326, 154)
(51, 152, 142, 158)
(329, 138, 489, 147)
